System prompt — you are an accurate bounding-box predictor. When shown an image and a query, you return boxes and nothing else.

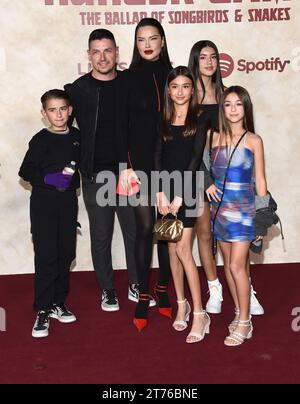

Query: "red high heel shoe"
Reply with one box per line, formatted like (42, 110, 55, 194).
(133, 294, 149, 332)
(133, 318, 148, 332)
(154, 284, 172, 319)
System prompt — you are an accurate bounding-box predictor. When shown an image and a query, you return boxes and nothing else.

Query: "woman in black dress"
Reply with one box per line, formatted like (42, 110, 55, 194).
(120, 18, 172, 331)
(155, 66, 210, 343)
(188, 40, 225, 314)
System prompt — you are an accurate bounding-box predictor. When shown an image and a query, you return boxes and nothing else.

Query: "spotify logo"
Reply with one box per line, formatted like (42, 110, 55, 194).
(219, 53, 234, 78)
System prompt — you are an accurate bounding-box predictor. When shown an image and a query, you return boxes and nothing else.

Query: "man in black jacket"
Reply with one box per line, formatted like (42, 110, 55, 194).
(65, 29, 142, 311)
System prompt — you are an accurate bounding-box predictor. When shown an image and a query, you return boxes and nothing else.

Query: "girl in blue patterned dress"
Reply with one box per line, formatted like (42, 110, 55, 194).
(206, 86, 267, 346)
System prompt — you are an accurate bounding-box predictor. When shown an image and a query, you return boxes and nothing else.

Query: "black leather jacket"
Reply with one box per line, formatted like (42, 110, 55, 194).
(254, 192, 280, 237)
(65, 71, 126, 181)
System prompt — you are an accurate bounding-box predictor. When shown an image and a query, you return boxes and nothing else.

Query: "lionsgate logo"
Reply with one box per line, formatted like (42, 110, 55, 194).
(219, 53, 290, 77)
(0, 307, 6, 332)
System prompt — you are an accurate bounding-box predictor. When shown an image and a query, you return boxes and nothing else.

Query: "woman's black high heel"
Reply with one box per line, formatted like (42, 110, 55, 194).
(154, 284, 172, 318)
(133, 293, 150, 332)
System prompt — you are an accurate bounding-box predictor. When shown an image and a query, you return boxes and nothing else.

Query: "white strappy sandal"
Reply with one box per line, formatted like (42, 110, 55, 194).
(228, 308, 240, 333)
(186, 310, 211, 343)
(224, 318, 253, 347)
(172, 299, 191, 331)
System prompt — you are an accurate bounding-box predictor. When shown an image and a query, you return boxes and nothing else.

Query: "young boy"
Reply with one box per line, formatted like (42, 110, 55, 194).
(19, 89, 80, 338)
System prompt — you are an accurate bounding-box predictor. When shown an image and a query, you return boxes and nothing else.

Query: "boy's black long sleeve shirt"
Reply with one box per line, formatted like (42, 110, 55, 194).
(19, 127, 80, 190)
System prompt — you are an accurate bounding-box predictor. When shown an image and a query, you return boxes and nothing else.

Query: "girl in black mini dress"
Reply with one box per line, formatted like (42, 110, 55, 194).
(155, 66, 211, 343)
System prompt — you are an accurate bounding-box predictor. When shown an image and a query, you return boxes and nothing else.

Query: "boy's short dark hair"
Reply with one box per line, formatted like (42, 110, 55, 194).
(41, 89, 70, 109)
(88, 29, 116, 49)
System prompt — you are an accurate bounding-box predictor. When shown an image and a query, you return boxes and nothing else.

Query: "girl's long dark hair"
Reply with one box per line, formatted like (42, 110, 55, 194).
(218, 86, 255, 143)
(129, 18, 172, 70)
(161, 66, 199, 141)
(188, 40, 225, 104)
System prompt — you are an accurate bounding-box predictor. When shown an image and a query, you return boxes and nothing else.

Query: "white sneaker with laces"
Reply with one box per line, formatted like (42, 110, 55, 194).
(101, 289, 120, 312)
(32, 310, 50, 338)
(50, 303, 77, 323)
(250, 285, 264, 315)
(128, 284, 156, 307)
(206, 282, 223, 314)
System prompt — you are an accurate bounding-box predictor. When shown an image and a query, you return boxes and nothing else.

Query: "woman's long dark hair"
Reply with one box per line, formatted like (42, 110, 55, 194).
(161, 66, 199, 141)
(129, 18, 172, 70)
(219, 86, 255, 143)
(188, 40, 225, 104)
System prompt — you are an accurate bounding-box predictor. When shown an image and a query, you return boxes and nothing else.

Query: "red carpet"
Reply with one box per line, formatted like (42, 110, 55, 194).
(0, 264, 299, 384)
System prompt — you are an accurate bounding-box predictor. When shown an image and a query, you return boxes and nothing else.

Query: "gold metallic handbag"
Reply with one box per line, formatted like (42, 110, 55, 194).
(153, 215, 184, 242)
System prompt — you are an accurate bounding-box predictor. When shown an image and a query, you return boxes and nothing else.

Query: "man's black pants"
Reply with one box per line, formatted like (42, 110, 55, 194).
(82, 176, 137, 291)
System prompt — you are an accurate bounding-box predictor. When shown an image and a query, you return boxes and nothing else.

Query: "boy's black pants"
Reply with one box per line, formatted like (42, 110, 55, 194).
(30, 187, 78, 311)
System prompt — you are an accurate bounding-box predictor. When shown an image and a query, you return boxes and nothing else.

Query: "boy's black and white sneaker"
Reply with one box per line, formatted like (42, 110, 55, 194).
(101, 289, 120, 312)
(50, 303, 77, 323)
(128, 284, 156, 307)
(32, 310, 50, 338)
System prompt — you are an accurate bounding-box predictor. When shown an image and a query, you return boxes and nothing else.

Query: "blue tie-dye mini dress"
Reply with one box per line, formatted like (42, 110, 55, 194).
(211, 136, 255, 242)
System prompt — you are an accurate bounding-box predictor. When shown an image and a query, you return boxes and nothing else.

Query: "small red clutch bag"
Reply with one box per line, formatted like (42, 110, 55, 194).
(116, 178, 139, 196)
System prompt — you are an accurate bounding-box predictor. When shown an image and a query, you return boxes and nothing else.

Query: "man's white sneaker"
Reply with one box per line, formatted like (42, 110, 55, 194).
(128, 284, 156, 307)
(250, 285, 264, 315)
(206, 282, 223, 314)
(101, 289, 120, 312)
(32, 310, 50, 338)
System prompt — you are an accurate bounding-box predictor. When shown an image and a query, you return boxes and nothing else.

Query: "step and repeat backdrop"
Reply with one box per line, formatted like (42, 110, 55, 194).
(0, 0, 299, 274)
